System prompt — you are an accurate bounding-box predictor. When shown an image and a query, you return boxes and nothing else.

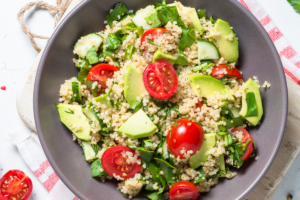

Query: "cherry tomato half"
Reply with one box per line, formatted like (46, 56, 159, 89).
(101, 146, 142, 180)
(0, 170, 33, 200)
(231, 127, 254, 162)
(86, 63, 119, 96)
(143, 61, 178, 99)
(167, 119, 204, 158)
(169, 181, 199, 200)
(140, 28, 170, 49)
(211, 64, 242, 80)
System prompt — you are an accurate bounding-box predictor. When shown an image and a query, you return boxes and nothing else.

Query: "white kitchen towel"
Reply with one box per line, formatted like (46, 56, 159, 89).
(9, 130, 78, 200)
(10, 0, 300, 199)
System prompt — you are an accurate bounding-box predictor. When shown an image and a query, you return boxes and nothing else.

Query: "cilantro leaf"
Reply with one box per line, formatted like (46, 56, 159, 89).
(104, 33, 121, 50)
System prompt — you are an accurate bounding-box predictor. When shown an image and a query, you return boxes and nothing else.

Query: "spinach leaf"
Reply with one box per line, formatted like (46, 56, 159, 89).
(157, 6, 186, 29)
(125, 45, 136, 59)
(157, 175, 166, 194)
(154, 158, 179, 185)
(244, 92, 258, 117)
(91, 144, 101, 155)
(197, 9, 207, 19)
(91, 159, 108, 177)
(128, 146, 154, 163)
(107, 2, 129, 28)
(287, 0, 300, 12)
(77, 59, 90, 84)
(194, 167, 206, 183)
(178, 29, 196, 51)
(129, 100, 143, 112)
(115, 29, 128, 42)
(174, 51, 188, 66)
(143, 191, 164, 200)
(225, 117, 244, 129)
(148, 162, 161, 183)
(145, 12, 162, 28)
(103, 48, 115, 56)
(86, 80, 98, 96)
(104, 33, 121, 50)
(86, 46, 99, 64)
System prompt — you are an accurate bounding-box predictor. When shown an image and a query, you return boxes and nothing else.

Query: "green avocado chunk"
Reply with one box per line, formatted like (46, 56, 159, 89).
(57, 104, 90, 141)
(189, 133, 216, 169)
(210, 19, 239, 63)
(189, 74, 234, 100)
(117, 109, 158, 139)
(239, 78, 263, 126)
(89, 93, 113, 108)
(153, 49, 176, 63)
(124, 65, 147, 107)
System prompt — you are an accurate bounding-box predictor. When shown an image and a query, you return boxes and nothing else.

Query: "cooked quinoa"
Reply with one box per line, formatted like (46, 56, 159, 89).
(56, 1, 266, 199)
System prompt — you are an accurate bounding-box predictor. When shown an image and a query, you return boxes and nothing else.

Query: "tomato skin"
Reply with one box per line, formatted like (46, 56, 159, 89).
(211, 64, 242, 80)
(101, 146, 142, 180)
(86, 63, 119, 96)
(143, 61, 178, 99)
(169, 181, 199, 200)
(231, 127, 254, 162)
(167, 119, 204, 158)
(140, 28, 169, 49)
(0, 170, 33, 200)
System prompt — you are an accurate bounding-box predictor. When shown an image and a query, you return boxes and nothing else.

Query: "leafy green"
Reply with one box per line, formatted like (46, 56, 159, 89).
(193, 167, 206, 183)
(210, 15, 215, 23)
(145, 12, 162, 28)
(86, 80, 98, 96)
(89, 107, 109, 131)
(225, 117, 244, 129)
(178, 29, 196, 51)
(86, 46, 99, 64)
(65, 108, 74, 114)
(143, 139, 154, 148)
(175, 70, 180, 76)
(77, 59, 90, 84)
(157, 6, 186, 29)
(106, 2, 129, 28)
(137, 26, 144, 37)
(100, 130, 114, 137)
(90, 159, 108, 177)
(103, 48, 115, 56)
(192, 62, 215, 72)
(197, 9, 207, 19)
(227, 142, 244, 168)
(114, 99, 122, 109)
(154, 158, 179, 185)
(174, 51, 188, 66)
(105, 55, 121, 68)
(129, 100, 143, 112)
(148, 162, 161, 183)
(125, 45, 136, 59)
(219, 78, 236, 85)
(147, 38, 161, 47)
(91, 144, 101, 155)
(143, 191, 164, 200)
(104, 33, 121, 50)
(244, 92, 258, 117)
(115, 29, 128, 41)
(128, 146, 154, 163)
(287, 0, 300, 12)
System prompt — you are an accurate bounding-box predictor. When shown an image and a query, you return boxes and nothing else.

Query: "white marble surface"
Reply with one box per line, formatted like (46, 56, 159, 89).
(0, 0, 299, 199)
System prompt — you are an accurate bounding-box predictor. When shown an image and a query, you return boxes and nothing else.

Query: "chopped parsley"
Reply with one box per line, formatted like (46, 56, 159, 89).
(147, 38, 161, 47)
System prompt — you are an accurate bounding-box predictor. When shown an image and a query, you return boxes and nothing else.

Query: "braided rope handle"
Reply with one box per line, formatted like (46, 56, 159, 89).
(17, 0, 72, 52)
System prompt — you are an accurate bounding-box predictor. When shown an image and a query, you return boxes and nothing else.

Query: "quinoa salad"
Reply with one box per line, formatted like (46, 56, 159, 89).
(56, 1, 267, 199)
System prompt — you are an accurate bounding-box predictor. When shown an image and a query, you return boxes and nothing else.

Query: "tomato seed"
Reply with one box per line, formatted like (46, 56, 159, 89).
(23, 184, 27, 187)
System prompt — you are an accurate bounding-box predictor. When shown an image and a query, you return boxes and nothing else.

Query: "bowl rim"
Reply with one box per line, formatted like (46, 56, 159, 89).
(34, 0, 288, 199)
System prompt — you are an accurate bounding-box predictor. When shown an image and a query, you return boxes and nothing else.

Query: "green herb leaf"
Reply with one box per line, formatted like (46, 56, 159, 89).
(125, 22, 137, 30)
(287, 0, 300, 11)
(91, 144, 102, 155)
(104, 33, 121, 50)
(178, 29, 196, 51)
(154, 158, 179, 185)
(227, 142, 244, 168)
(148, 162, 161, 183)
(125, 45, 136, 59)
(86, 80, 98, 96)
(210, 15, 215, 23)
(174, 51, 188, 66)
(192, 62, 215, 72)
(91, 159, 108, 177)
(197, 9, 207, 19)
(137, 26, 144, 37)
(129, 146, 154, 163)
(86, 46, 99, 64)
(100, 130, 114, 137)
(115, 29, 128, 41)
(143, 139, 154, 148)
(147, 38, 161, 47)
(106, 2, 129, 28)
(157, 6, 186, 29)
(103, 48, 115, 56)
(77, 59, 90, 84)
(129, 100, 143, 113)
(193, 167, 206, 183)
(225, 117, 244, 129)
(143, 191, 165, 200)
(175, 70, 180, 76)
(65, 108, 74, 114)
(145, 12, 162, 28)
(244, 92, 258, 117)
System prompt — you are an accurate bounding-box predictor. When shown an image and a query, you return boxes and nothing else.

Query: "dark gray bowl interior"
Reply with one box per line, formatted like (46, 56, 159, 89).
(34, 0, 288, 199)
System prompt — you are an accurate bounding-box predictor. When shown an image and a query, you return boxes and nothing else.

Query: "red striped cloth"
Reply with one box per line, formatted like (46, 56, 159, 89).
(10, 1, 299, 200)
(240, 0, 300, 85)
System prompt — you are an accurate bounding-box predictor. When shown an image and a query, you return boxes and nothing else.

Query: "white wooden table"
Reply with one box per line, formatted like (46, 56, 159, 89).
(0, 0, 299, 199)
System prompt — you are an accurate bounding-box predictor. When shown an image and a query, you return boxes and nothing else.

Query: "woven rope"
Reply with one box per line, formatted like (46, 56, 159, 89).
(17, 0, 72, 52)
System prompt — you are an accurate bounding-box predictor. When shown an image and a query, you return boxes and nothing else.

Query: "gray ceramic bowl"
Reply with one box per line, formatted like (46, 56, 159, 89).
(34, 0, 288, 199)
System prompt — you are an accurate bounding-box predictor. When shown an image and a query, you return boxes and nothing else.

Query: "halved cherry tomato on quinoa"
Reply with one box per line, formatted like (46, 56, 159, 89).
(140, 28, 170, 49)
(211, 64, 242, 80)
(101, 146, 142, 180)
(86, 63, 119, 96)
(167, 119, 204, 158)
(143, 61, 178, 99)
(231, 127, 254, 162)
(169, 181, 199, 200)
(0, 170, 33, 200)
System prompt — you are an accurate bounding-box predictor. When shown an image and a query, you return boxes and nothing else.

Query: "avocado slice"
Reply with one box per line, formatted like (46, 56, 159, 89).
(239, 78, 263, 126)
(124, 65, 147, 107)
(210, 19, 239, 63)
(218, 154, 226, 177)
(57, 104, 91, 141)
(189, 133, 216, 169)
(89, 93, 113, 108)
(168, 2, 203, 31)
(189, 74, 234, 100)
(117, 109, 158, 139)
(81, 141, 97, 161)
(153, 49, 176, 63)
